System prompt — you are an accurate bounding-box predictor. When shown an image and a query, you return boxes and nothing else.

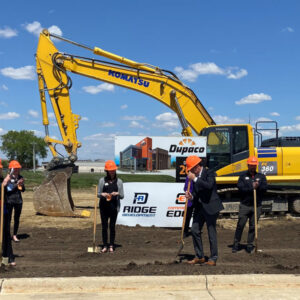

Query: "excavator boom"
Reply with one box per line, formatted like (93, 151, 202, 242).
(34, 30, 215, 216)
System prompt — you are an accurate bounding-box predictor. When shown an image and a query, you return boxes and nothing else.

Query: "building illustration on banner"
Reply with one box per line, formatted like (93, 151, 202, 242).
(115, 136, 207, 174)
(119, 137, 170, 171)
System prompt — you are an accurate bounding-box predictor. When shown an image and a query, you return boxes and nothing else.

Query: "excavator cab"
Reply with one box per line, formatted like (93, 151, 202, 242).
(200, 125, 251, 174)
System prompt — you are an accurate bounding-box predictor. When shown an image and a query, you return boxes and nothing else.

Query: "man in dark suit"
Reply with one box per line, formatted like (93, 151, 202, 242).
(185, 155, 224, 266)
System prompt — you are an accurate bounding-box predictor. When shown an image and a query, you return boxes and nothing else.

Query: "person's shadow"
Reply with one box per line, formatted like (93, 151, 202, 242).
(16, 233, 30, 240)
(177, 253, 209, 263)
(227, 243, 247, 252)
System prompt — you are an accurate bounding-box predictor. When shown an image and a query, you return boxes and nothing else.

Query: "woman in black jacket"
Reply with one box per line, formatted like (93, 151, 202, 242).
(3, 160, 25, 244)
(0, 160, 15, 266)
(97, 160, 124, 253)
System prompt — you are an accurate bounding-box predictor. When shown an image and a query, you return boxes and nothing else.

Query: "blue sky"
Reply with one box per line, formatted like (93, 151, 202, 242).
(0, 1, 299, 161)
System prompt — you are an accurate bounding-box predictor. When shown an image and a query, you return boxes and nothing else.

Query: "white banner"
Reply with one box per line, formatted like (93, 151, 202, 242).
(117, 182, 188, 227)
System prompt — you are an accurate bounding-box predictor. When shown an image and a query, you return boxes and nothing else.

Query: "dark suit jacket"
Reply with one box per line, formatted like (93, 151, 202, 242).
(192, 168, 224, 215)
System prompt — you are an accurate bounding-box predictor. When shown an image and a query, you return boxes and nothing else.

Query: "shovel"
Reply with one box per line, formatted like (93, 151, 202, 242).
(0, 183, 4, 260)
(177, 180, 191, 256)
(253, 188, 259, 253)
(88, 185, 101, 253)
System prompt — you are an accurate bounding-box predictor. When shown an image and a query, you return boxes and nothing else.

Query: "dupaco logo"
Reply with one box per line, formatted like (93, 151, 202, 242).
(133, 193, 148, 204)
(176, 193, 186, 205)
(169, 138, 205, 155)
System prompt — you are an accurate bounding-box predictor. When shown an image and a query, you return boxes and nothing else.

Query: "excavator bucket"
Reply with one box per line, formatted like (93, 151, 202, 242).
(33, 167, 77, 217)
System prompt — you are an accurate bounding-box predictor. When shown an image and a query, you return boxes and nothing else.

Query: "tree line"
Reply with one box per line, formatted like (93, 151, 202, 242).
(0, 130, 47, 169)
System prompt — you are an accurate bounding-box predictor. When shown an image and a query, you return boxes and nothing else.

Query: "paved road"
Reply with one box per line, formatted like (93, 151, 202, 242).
(1, 274, 299, 299)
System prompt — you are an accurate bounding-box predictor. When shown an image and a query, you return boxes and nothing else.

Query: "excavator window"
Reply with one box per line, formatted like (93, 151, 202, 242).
(202, 125, 250, 171)
(204, 127, 231, 171)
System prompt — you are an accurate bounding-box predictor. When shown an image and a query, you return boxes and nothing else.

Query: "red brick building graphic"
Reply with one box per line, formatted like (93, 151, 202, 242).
(120, 137, 170, 171)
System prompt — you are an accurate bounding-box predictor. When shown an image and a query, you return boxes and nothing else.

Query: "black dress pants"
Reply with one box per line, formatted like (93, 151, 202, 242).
(100, 206, 118, 246)
(191, 206, 219, 261)
(234, 203, 262, 246)
(6, 202, 23, 236)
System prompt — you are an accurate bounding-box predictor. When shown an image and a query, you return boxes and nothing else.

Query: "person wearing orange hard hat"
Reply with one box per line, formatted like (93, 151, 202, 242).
(2, 160, 25, 251)
(1, 159, 16, 266)
(97, 160, 124, 253)
(185, 155, 224, 266)
(232, 156, 267, 254)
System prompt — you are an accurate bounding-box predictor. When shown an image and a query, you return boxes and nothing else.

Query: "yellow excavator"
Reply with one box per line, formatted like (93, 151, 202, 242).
(34, 29, 300, 216)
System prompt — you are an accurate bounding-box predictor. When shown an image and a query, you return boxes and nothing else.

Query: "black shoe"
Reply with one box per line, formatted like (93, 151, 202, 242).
(246, 245, 254, 253)
(232, 243, 239, 253)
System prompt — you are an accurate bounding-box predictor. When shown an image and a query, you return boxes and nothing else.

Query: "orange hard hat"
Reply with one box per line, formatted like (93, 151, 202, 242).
(104, 160, 117, 171)
(186, 155, 201, 172)
(9, 160, 22, 169)
(247, 156, 258, 166)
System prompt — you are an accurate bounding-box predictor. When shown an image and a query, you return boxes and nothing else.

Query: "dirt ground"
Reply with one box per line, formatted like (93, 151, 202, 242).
(1, 190, 299, 278)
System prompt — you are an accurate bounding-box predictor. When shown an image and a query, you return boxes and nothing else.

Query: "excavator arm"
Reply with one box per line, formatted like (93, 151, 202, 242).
(34, 30, 215, 216)
(36, 30, 214, 165)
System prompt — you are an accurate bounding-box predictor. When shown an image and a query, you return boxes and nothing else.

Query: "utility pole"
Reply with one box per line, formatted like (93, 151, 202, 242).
(32, 142, 36, 173)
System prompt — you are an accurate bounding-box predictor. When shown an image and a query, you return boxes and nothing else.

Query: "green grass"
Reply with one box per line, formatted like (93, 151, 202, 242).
(21, 170, 175, 190)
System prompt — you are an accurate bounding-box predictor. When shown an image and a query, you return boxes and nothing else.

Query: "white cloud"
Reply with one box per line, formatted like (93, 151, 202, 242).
(281, 27, 294, 33)
(83, 133, 104, 141)
(280, 123, 300, 132)
(213, 115, 245, 124)
(24, 21, 43, 36)
(153, 112, 179, 130)
(169, 131, 181, 136)
(28, 109, 39, 118)
(0, 26, 17, 38)
(226, 68, 248, 79)
(48, 112, 55, 119)
(81, 133, 115, 160)
(175, 62, 247, 82)
(99, 122, 115, 128)
(295, 116, 300, 121)
(1, 84, 8, 91)
(81, 117, 89, 121)
(24, 21, 63, 38)
(0, 128, 7, 135)
(82, 83, 115, 94)
(0, 112, 20, 120)
(0, 101, 7, 107)
(120, 104, 128, 110)
(235, 93, 272, 105)
(155, 112, 178, 122)
(48, 25, 62, 37)
(121, 115, 146, 121)
(129, 121, 144, 128)
(270, 112, 280, 117)
(32, 130, 44, 137)
(256, 117, 272, 122)
(0, 65, 35, 80)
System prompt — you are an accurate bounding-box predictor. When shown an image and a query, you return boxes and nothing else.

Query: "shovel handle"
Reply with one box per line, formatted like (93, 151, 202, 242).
(253, 188, 258, 253)
(0, 183, 4, 258)
(93, 185, 98, 246)
(181, 180, 191, 242)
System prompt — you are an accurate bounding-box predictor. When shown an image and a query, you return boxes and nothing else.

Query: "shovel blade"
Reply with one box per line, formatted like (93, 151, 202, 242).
(88, 246, 101, 253)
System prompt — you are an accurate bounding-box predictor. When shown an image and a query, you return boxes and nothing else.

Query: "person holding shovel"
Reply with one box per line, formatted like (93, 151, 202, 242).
(3, 160, 25, 243)
(232, 156, 267, 254)
(0, 160, 15, 266)
(97, 160, 124, 253)
(185, 155, 224, 266)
